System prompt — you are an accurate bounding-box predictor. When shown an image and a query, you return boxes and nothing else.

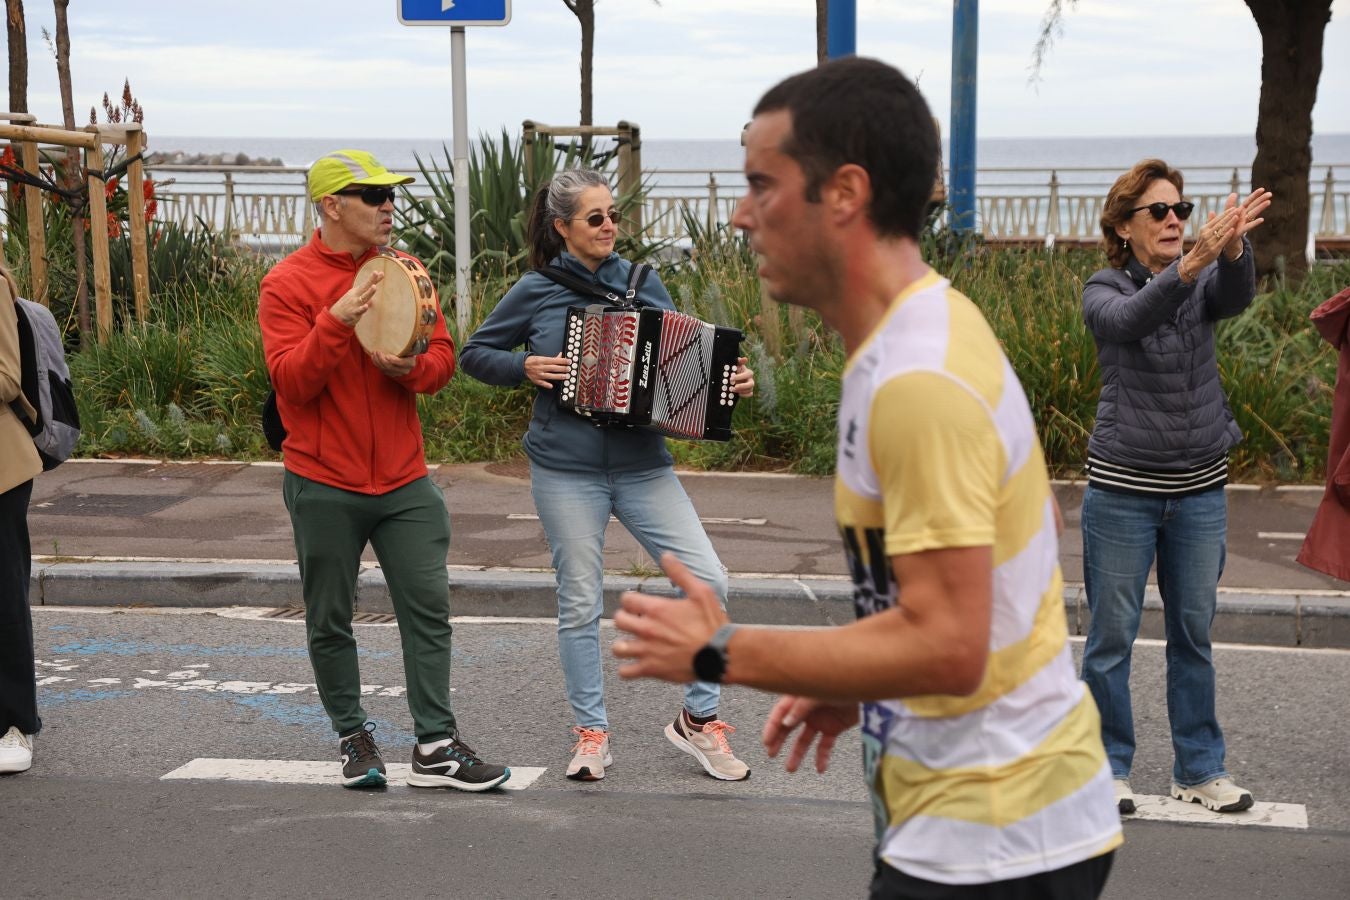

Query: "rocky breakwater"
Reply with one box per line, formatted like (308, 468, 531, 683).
(144, 151, 285, 167)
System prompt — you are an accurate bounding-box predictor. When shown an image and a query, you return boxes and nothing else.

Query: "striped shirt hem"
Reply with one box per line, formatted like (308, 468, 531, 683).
(1085, 455, 1228, 497)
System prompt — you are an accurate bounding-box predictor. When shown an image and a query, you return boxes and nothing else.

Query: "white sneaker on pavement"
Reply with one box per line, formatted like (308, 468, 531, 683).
(665, 712, 750, 781)
(566, 726, 612, 781)
(1112, 778, 1136, 815)
(0, 726, 33, 774)
(1171, 777, 1254, 812)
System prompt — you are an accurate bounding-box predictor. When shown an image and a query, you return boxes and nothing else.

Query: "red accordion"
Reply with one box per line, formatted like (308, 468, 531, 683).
(558, 303, 744, 441)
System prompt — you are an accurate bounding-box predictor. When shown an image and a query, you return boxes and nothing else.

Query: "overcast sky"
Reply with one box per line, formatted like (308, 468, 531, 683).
(12, 0, 1350, 142)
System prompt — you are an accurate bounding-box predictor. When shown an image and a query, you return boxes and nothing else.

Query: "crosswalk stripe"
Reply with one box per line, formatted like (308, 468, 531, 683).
(161, 758, 547, 791)
(505, 513, 767, 525)
(1128, 794, 1307, 828)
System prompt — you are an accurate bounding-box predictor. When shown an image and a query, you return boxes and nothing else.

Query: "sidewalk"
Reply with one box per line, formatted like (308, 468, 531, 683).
(26, 458, 1350, 648)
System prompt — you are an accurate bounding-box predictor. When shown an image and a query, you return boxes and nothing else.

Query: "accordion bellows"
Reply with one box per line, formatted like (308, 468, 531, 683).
(559, 303, 744, 441)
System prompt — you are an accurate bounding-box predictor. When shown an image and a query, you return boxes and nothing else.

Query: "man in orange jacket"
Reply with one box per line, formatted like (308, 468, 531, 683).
(258, 149, 509, 791)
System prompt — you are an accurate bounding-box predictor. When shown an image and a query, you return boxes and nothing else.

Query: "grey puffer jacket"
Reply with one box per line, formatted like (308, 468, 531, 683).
(1082, 236, 1256, 470)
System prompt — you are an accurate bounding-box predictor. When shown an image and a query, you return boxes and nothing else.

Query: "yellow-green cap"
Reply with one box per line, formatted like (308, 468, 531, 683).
(307, 149, 414, 202)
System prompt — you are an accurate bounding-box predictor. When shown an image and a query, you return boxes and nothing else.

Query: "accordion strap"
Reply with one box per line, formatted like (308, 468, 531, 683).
(535, 262, 653, 308)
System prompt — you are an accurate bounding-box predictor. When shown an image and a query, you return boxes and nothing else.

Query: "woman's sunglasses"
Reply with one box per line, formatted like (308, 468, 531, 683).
(572, 211, 622, 228)
(336, 185, 398, 206)
(1129, 201, 1195, 221)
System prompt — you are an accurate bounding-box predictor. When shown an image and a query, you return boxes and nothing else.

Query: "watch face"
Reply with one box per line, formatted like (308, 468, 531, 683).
(693, 645, 725, 684)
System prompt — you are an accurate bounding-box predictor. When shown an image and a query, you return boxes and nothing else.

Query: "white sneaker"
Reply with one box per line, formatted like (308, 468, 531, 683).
(1171, 777, 1254, 812)
(665, 713, 750, 781)
(1112, 778, 1136, 815)
(0, 726, 33, 774)
(566, 726, 612, 781)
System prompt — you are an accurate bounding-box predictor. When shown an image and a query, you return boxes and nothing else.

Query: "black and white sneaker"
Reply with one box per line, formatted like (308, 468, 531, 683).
(338, 722, 387, 788)
(407, 736, 510, 792)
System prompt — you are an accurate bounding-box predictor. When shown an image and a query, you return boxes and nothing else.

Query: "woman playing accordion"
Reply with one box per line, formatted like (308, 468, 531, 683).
(459, 167, 755, 784)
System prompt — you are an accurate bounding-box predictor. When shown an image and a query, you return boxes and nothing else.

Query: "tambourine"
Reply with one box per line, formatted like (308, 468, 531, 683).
(353, 251, 438, 357)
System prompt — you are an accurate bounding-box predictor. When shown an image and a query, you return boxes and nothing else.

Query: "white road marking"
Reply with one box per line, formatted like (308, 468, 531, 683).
(1257, 531, 1306, 540)
(1065, 635, 1350, 656)
(1129, 794, 1307, 829)
(214, 607, 558, 627)
(161, 759, 546, 791)
(505, 513, 767, 526)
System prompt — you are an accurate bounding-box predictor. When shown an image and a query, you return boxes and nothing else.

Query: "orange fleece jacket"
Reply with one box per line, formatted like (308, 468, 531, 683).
(258, 231, 455, 495)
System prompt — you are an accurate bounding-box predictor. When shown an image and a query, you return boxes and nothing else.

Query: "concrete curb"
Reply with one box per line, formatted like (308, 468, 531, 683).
(29, 560, 1350, 649)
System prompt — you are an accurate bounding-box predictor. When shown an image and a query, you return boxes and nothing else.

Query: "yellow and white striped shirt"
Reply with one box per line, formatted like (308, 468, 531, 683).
(836, 271, 1122, 884)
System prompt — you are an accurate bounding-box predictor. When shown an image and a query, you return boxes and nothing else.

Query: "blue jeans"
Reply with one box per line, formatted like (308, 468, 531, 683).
(530, 461, 729, 730)
(1080, 484, 1229, 787)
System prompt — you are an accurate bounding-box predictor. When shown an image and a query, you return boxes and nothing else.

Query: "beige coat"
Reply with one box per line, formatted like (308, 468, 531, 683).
(1, 276, 42, 494)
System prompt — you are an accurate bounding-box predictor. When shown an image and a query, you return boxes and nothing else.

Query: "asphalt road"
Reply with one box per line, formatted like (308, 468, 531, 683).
(5, 605, 1348, 899)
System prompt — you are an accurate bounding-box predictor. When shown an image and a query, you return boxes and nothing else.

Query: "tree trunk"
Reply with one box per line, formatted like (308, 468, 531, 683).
(6, 0, 26, 113)
(575, 0, 594, 150)
(1245, 0, 1331, 284)
(53, 0, 90, 340)
(816, 0, 828, 65)
(563, 1, 595, 151)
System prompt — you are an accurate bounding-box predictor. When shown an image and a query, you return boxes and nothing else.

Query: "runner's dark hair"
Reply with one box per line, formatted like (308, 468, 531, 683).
(753, 57, 938, 240)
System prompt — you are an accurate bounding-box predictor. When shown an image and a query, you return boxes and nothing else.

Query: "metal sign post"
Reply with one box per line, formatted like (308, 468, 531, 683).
(827, 0, 856, 58)
(397, 0, 512, 337)
(950, 0, 978, 235)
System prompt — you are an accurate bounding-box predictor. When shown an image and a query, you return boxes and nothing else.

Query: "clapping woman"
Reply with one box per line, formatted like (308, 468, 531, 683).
(1078, 158, 1272, 815)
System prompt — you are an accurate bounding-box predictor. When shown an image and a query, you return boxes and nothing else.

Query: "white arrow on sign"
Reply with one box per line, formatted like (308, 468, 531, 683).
(443, 0, 456, 10)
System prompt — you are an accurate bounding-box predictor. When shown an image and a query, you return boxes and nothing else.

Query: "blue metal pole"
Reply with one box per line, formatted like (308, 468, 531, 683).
(827, 0, 856, 58)
(950, 0, 978, 234)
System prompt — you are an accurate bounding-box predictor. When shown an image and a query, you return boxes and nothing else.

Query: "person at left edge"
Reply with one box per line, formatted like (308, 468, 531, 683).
(0, 260, 43, 776)
(258, 148, 509, 791)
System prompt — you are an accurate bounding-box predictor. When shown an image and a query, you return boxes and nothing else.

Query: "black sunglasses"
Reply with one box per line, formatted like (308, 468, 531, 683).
(336, 185, 397, 206)
(572, 211, 621, 228)
(1129, 201, 1195, 221)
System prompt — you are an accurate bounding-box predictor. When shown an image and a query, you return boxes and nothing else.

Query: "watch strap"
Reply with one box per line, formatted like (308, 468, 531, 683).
(707, 623, 739, 654)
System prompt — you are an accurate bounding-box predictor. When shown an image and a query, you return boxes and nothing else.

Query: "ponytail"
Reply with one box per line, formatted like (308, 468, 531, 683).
(527, 184, 564, 270)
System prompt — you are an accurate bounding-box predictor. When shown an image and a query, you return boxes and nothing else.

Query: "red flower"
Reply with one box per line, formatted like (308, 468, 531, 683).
(0, 146, 18, 202)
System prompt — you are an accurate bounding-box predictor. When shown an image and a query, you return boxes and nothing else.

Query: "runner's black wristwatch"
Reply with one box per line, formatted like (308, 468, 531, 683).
(692, 623, 740, 684)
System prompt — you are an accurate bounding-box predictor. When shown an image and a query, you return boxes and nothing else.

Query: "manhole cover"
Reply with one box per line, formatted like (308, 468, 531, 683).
(484, 459, 531, 479)
(262, 608, 396, 624)
(34, 493, 187, 517)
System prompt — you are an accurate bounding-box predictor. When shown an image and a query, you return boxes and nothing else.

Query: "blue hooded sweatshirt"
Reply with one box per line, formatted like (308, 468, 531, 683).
(459, 251, 676, 473)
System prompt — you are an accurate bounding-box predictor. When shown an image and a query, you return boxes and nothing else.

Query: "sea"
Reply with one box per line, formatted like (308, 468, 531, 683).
(151, 133, 1350, 184)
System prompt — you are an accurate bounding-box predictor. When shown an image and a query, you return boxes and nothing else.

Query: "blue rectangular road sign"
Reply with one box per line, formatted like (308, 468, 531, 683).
(398, 0, 511, 27)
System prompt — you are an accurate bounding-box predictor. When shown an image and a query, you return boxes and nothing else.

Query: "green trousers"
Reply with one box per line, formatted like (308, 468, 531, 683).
(283, 472, 456, 741)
